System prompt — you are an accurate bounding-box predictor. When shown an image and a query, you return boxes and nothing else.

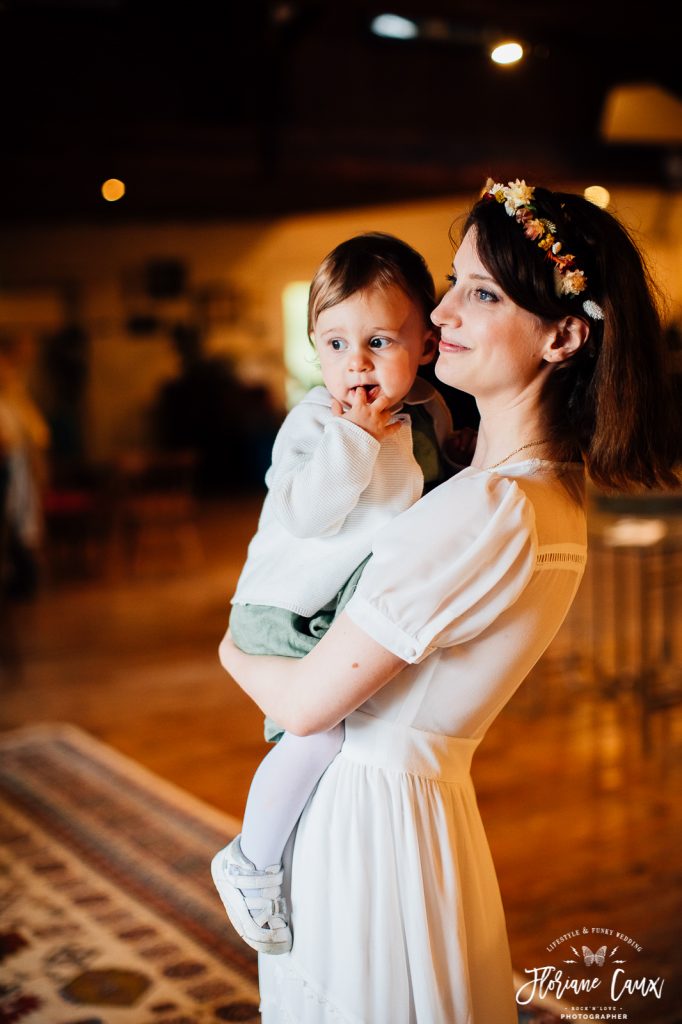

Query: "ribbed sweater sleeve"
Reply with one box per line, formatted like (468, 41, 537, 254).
(266, 408, 382, 538)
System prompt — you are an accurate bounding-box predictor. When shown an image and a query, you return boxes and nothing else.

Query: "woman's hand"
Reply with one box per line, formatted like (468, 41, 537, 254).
(219, 614, 407, 736)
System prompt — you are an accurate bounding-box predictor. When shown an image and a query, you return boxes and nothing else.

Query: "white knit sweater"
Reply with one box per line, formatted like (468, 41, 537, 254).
(231, 380, 453, 616)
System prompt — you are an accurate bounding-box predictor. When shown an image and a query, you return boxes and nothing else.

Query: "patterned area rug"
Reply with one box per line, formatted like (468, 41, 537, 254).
(0, 724, 561, 1024)
(0, 724, 257, 1023)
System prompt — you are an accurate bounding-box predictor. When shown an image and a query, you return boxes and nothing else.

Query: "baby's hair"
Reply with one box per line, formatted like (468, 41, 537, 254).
(307, 232, 435, 337)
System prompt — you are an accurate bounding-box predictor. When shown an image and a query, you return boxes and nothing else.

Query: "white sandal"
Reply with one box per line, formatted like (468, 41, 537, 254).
(211, 835, 292, 955)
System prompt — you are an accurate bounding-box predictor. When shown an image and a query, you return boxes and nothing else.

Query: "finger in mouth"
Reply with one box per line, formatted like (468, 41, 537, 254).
(351, 384, 380, 402)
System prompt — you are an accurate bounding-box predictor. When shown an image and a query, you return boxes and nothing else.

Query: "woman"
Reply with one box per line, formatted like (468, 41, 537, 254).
(218, 180, 679, 1022)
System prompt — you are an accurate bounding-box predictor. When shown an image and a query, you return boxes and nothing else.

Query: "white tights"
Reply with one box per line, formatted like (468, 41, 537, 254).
(240, 724, 345, 870)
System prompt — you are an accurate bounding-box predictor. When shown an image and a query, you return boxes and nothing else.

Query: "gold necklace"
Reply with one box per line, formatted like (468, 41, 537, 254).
(485, 438, 552, 471)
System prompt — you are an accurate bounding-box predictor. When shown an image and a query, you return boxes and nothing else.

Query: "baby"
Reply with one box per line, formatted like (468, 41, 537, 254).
(212, 231, 454, 954)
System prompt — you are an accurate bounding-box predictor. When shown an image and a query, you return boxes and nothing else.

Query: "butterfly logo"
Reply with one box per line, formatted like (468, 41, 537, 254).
(564, 944, 625, 966)
(582, 945, 606, 967)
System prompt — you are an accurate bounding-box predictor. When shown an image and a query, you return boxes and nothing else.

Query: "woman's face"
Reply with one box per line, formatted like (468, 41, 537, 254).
(431, 228, 554, 403)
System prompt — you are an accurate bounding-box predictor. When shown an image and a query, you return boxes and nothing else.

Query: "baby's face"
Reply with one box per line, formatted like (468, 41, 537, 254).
(313, 284, 436, 409)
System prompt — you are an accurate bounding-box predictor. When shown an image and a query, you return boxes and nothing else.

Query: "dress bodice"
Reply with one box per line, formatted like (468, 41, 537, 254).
(344, 460, 587, 738)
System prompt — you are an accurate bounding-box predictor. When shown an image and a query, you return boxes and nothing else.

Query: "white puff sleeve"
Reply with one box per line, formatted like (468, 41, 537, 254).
(343, 470, 538, 663)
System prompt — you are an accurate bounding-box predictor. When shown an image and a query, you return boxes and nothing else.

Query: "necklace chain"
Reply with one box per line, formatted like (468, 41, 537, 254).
(485, 438, 552, 471)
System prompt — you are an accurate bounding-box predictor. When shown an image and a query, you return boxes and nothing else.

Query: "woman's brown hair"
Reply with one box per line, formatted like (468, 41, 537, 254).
(463, 186, 680, 492)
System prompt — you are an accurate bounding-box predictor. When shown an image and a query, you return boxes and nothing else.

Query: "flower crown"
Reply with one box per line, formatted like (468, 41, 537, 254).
(483, 179, 604, 321)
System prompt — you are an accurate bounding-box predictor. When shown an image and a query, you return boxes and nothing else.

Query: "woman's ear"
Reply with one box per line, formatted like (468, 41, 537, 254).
(419, 329, 439, 365)
(542, 316, 590, 364)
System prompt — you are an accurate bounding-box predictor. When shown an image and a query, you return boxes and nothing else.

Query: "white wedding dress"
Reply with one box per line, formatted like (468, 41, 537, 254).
(258, 462, 587, 1024)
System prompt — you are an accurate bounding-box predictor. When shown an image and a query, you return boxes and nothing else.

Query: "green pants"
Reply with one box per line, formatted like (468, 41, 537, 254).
(229, 555, 370, 742)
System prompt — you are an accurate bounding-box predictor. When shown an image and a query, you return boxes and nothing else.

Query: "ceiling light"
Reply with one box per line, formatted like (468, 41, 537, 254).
(102, 178, 125, 202)
(370, 14, 418, 40)
(600, 83, 682, 144)
(584, 185, 610, 209)
(490, 41, 524, 65)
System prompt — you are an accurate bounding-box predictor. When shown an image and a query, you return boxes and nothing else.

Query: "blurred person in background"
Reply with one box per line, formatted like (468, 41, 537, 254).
(0, 332, 50, 602)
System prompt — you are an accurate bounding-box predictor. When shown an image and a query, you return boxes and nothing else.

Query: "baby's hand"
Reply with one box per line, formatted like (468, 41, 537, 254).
(331, 389, 402, 442)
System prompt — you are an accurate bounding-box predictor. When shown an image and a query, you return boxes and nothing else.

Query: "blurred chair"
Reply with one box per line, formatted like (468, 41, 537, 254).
(114, 449, 203, 576)
(587, 507, 682, 758)
(43, 460, 117, 581)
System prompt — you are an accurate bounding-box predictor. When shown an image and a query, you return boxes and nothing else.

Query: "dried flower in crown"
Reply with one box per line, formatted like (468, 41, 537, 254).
(482, 179, 605, 318)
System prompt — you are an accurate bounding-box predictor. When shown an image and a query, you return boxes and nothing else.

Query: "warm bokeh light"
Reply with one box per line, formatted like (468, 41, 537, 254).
(101, 178, 126, 202)
(370, 14, 418, 39)
(584, 185, 610, 209)
(490, 41, 523, 65)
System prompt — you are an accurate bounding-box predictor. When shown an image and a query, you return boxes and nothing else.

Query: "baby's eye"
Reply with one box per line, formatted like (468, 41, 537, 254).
(330, 338, 348, 351)
(369, 337, 391, 349)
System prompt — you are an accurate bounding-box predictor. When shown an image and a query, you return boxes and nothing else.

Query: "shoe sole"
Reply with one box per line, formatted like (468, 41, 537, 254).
(211, 849, 292, 955)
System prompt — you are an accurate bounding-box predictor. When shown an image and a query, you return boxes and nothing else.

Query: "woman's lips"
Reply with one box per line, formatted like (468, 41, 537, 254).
(439, 339, 470, 353)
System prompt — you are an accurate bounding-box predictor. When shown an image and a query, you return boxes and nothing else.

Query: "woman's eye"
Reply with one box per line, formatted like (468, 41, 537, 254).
(446, 272, 456, 288)
(476, 288, 498, 303)
(330, 338, 348, 350)
(369, 337, 390, 349)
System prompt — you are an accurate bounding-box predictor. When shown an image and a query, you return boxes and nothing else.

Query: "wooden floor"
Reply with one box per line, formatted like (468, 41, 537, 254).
(2, 494, 681, 1022)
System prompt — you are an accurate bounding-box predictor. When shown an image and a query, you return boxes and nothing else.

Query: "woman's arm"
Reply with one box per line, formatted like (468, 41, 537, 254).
(219, 611, 406, 736)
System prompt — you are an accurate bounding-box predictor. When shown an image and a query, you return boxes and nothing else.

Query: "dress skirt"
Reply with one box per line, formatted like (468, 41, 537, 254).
(258, 710, 518, 1024)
